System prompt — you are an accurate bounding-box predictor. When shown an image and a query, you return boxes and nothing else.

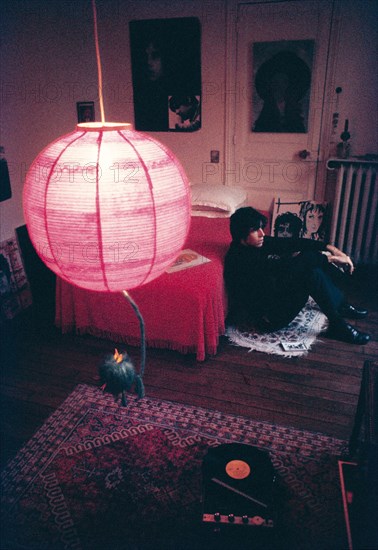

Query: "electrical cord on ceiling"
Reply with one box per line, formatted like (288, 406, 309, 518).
(92, 0, 105, 123)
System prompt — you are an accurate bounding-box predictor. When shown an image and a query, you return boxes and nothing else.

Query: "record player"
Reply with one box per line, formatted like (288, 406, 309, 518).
(201, 443, 277, 530)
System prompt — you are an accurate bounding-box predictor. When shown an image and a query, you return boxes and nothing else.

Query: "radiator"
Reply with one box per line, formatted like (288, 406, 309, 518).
(327, 159, 378, 265)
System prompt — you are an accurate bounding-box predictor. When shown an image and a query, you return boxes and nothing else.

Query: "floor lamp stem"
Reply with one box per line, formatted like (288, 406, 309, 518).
(122, 290, 146, 379)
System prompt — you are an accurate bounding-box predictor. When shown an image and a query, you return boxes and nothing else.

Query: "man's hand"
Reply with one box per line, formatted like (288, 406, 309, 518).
(326, 244, 354, 274)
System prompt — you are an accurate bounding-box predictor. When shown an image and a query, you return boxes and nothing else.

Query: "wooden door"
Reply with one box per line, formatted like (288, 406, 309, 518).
(231, 0, 334, 210)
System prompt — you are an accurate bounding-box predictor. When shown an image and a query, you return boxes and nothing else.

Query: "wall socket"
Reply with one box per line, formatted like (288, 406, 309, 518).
(210, 150, 219, 163)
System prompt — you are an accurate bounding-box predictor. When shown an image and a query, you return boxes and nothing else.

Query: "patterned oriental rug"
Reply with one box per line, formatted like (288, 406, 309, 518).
(226, 299, 328, 357)
(1, 384, 348, 550)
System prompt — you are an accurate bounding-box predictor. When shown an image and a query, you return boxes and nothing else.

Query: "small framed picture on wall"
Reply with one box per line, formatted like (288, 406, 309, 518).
(77, 102, 95, 123)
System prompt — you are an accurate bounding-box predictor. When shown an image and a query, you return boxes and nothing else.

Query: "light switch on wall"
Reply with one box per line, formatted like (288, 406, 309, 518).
(210, 150, 219, 163)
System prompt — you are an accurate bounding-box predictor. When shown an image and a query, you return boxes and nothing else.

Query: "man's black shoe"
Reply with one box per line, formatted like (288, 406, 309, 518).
(326, 321, 370, 345)
(338, 303, 368, 319)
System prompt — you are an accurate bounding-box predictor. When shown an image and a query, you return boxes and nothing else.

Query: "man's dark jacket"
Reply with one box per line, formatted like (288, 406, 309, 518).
(223, 236, 327, 325)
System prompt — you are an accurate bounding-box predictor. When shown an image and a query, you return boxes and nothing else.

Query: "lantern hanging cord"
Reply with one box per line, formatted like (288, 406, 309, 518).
(92, 0, 105, 123)
(122, 291, 146, 379)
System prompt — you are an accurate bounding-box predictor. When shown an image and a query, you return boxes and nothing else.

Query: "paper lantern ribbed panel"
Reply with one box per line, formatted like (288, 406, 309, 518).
(23, 123, 191, 292)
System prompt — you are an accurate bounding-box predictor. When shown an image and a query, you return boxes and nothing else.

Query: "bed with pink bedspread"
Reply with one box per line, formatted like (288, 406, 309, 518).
(55, 216, 231, 361)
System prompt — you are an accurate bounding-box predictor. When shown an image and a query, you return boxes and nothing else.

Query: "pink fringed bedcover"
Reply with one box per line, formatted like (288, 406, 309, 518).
(55, 217, 231, 361)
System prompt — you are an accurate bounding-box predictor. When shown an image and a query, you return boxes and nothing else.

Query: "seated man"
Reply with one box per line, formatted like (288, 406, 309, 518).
(224, 207, 370, 345)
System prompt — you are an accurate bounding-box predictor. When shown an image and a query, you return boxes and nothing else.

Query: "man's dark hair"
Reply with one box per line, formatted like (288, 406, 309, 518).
(169, 95, 198, 112)
(230, 207, 267, 242)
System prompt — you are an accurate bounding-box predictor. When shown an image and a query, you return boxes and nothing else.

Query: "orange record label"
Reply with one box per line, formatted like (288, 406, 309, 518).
(225, 459, 251, 480)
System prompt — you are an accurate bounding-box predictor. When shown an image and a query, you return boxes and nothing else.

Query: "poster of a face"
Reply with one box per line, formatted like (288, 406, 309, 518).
(252, 40, 314, 133)
(272, 198, 328, 241)
(130, 18, 201, 132)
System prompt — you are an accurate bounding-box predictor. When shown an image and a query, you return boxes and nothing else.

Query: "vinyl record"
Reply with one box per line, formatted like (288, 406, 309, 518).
(225, 459, 251, 480)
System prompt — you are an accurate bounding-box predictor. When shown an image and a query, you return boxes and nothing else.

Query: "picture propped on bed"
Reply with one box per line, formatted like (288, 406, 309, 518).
(271, 197, 328, 241)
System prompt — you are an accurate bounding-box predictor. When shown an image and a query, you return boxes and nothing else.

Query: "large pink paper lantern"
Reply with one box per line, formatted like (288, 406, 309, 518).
(23, 122, 191, 292)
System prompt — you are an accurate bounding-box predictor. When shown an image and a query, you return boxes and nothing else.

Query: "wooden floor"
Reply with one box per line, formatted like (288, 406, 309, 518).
(1, 266, 377, 469)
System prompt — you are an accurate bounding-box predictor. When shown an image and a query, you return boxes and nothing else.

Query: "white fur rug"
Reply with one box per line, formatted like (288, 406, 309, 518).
(226, 299, 328, 357)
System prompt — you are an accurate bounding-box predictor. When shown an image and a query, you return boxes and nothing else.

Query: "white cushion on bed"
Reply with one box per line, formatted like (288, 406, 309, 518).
(190, 184, 247, 217)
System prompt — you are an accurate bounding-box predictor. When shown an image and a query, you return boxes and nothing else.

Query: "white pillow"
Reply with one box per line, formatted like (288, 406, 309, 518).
(190, 184, 247, 218)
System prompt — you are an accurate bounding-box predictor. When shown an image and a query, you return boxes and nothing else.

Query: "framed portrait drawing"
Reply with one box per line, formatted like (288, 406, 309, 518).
(77, 102, 95, 123)
(129, 17, 201, 132)
(272, 197, 328, 241)
(252, 40, 314, 133)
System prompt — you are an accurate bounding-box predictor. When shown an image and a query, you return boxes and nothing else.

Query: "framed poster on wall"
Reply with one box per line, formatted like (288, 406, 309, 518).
(252, 40, 314, 133)
(77, 101, 95, 123)
(129, 17, 201, 132)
